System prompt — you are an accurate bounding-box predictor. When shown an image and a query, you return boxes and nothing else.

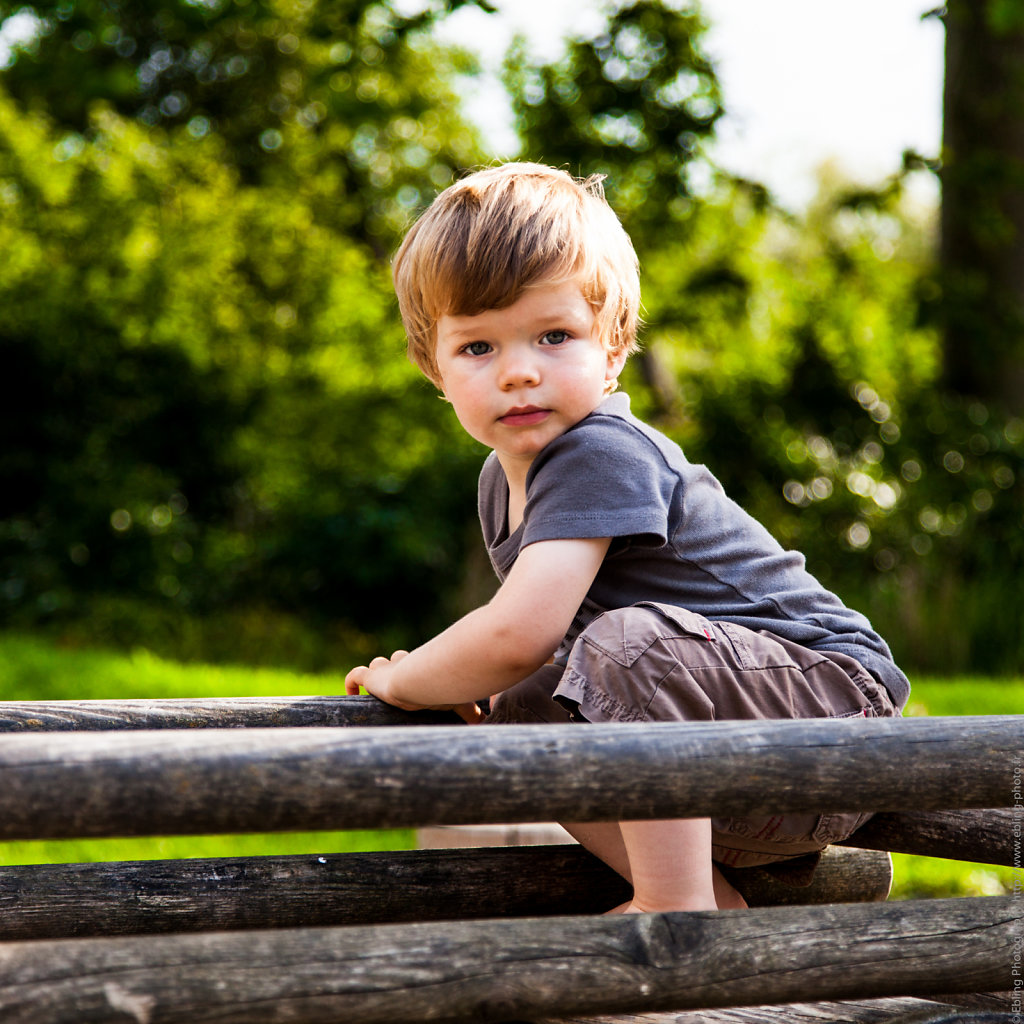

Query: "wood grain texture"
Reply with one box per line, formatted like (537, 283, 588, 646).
(841, 808, 1019, 866)
(719, 846, 893, 906)
(0, 896, 1013, 1023)
(0, 844, 894, 941)
(0, 716, 1018, 840)
(0, 846, 628, 939)
(531, 993, 1015, 1023)
(0, 695, 459, 731)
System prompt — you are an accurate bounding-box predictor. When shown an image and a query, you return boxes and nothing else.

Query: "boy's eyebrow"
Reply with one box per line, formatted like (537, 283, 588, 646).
(440, 305, 592, 339)
(437, 321, 488, 341)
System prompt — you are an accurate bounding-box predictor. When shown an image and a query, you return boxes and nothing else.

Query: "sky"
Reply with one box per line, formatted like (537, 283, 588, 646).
(435, 0, 946, 211)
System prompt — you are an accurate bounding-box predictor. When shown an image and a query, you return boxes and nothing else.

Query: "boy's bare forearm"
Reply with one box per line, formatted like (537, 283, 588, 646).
(345, 537, 611, 712)
(343, 603, 556, 715)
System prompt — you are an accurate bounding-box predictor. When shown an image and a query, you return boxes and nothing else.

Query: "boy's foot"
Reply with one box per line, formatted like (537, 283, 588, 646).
(603, 896, 718, 914)
(603, 871, 748, 913)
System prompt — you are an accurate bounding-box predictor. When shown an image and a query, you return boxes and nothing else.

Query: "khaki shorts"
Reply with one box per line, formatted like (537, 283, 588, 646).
(486, 602, 900, 869)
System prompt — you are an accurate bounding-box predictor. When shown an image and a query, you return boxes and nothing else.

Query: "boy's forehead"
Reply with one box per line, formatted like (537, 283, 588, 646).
(443, 275, 591, 316)
(452, 279, 588, 314)
(436, 280, 596, 336)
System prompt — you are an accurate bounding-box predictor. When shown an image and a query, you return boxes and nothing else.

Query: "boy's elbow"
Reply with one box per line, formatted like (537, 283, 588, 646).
(488, 621, 561, 680)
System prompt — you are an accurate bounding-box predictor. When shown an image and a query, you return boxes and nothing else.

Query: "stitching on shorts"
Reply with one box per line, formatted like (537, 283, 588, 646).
(579, 631, 660, 669)
(559, 668, 644, 722)
(752, 816, 784, 842)
(640, 650, 703, 720)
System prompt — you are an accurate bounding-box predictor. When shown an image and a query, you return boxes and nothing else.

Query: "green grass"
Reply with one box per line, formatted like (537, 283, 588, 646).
(890, 673, 1023, 899)
(0, 634, 346, 701)
(0, 633, 416, 865)
(0, 632, 1020, 901)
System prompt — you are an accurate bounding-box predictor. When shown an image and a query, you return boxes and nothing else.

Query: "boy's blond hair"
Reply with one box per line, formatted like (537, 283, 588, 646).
(393, 162, 641, 387)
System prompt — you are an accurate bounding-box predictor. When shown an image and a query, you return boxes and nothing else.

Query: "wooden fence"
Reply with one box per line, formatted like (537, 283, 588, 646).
(0, 697, 1018, 1024)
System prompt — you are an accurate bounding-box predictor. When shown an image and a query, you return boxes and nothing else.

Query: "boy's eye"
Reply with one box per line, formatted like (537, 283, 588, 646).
(540, 330, 569, 345)
(462, 341, 492, 356)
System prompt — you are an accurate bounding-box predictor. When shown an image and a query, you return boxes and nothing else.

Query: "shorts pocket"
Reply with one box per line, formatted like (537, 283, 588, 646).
(632, 602, 717, 642)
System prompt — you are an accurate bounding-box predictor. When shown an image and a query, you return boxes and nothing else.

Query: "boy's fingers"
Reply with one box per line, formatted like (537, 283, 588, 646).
(453, 701, 485, 725)
(343, 667, 366, 695)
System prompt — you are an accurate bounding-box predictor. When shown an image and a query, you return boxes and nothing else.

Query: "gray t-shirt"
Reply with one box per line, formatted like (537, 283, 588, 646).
(478, 392, 910, 708)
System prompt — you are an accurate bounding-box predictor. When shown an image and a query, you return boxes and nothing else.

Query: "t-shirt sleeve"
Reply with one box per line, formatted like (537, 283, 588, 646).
(477, 451, 506, 550)
(520, 416, 673, 547)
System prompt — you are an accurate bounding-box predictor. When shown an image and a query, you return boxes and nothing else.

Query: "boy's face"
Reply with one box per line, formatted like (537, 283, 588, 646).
(434, 278, 626, 480)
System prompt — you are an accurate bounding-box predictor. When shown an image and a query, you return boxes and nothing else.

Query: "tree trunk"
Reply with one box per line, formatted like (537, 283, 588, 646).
(941, 1, 1024, 413)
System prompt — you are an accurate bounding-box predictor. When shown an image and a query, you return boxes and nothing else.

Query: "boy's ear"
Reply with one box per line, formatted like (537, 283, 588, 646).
(605, 345, 628, 383)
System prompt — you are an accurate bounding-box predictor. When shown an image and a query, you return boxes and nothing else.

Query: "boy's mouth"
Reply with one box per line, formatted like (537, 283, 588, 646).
(499, 406, 549, 427)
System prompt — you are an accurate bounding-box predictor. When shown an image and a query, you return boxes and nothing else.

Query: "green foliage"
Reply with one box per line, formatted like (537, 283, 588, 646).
(629, 171, 1024, 674)
(0, 0, 487, 240)
(0, 828, 416, 868)
(0, 62, 484, 658)
(0, 630, 343, 700)
(903, 674, 1024, 716)
(889, 852, 1015, 901)
(1, 0, 1021, 673)
(505, 0, 722, 244)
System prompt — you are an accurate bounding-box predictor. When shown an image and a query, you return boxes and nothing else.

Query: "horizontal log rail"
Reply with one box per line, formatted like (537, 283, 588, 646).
(0, 695, 458, 731)
(0, 896, 1013, 1023)
(839, 808, 1019, 866)
(0, 844, 896, 942)
(0, 803, 1011, 942)
(0, 716, 1018, 840)
(532, 993, 1019, 1024)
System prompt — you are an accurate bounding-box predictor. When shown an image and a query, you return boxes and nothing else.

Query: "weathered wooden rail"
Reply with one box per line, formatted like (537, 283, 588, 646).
(0, 697, 1017, 1024)
(0, 715, 1017, 837)
(0, 896, 1015, 1024)
(0, 694, 447, 731)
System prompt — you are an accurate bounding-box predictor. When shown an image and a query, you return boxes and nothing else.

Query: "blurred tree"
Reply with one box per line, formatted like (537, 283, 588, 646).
(505, 0, 722, 246)
(636, 171, 1024, 674)
(939, 0, 1024, 414)
(3, 0, 1020, 673)
(0, 0, 488, 242)
(0, 0, 491, 664)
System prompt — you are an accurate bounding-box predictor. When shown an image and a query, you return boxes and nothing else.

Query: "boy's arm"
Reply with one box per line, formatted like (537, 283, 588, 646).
(344, 536, 611, 716)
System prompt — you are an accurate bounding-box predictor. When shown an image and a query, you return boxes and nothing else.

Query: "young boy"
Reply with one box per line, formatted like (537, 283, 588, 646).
(345, 162, 908, 914)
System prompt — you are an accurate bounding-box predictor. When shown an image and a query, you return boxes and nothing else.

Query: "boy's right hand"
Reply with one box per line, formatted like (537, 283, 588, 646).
(344, 652, 484, 724)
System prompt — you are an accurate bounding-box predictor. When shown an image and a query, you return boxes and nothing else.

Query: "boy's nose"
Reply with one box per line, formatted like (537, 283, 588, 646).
(497, 354, 539, 389)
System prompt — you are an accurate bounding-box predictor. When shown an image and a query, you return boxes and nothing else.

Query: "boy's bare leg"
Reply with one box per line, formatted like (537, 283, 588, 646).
(561, 818, 747, 912)
(712, 863, 748, 910)
(615, 817, 717, 912)
(561, 821, 632, 881)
